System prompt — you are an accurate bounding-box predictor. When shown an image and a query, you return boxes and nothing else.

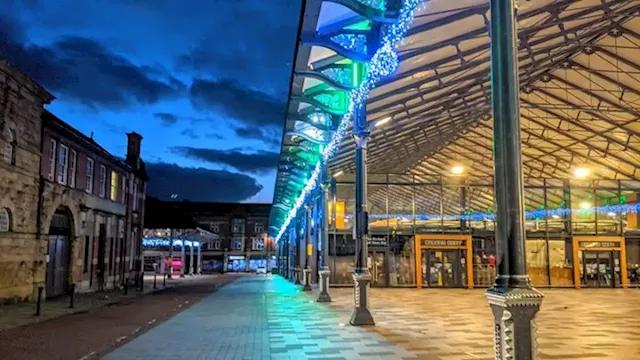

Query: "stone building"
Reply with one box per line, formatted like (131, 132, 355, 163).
(158, 202, 272, 273)
(40, 111, 148, 297)
(0, 59, 54, 303)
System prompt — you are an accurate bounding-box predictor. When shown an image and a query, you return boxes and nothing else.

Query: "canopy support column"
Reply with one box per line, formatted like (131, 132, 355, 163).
(317, 165, 332, 302)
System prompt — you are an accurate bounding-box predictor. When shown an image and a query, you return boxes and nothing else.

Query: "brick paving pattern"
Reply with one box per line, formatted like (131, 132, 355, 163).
(105, 276, 640, 360)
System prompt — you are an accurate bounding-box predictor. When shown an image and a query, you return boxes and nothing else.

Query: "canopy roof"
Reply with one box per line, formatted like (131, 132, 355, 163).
(269, 0, 640, 238)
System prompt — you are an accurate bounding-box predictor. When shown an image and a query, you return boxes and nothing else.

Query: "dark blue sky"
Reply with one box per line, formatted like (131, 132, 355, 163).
(0, 0, 302, 203)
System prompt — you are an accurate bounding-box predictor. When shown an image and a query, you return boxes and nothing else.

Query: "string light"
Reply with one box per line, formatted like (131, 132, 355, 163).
(273, 0, 427, 243)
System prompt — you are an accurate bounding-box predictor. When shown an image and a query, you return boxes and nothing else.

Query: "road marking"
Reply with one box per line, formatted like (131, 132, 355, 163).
(147, 319, 156, 325)
(116, 336, 127, 343)
(79, 351, 96, 360)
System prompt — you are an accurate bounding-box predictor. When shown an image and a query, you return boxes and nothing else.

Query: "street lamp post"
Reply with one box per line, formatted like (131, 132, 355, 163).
(350, 101, 374, 326)
(294, 217, 301, 285)
(317, 165, 331, 302)
(486, 0, 543, 359)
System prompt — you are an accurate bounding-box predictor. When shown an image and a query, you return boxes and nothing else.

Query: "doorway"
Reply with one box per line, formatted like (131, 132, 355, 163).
(421, 250, 466, 288)
(46, 208, 72, 298)
(580, 250, 621, 288)
(367, 251, 386, 287)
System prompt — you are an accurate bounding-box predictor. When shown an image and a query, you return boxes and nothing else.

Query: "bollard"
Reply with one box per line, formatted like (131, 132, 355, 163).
(35, 286, 43, 316)
(69, 283, 75, 309)
(163, 273, 166, 287)
(153, 272, 157, 289)
(124, 277, 129, 295)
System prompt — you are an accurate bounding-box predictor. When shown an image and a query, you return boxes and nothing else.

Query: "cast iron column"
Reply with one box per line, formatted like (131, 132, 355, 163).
(189, 242, 194, 275)
(303, 204, 313, 291)
(350, 102, 374, 326)
(180, 238, 185, 278)
(486, 0, 543, 359)
(168, 229, 174, 279)
(294, 217, 301, 284)
(317, 165, 332, 302)
(196, 242, 202, 274)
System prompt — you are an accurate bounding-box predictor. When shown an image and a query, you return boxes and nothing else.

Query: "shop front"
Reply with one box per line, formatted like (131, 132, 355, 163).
(573, 236, 627, 288)
(367, 235, 388, 287)
(415, 234, 473, 288)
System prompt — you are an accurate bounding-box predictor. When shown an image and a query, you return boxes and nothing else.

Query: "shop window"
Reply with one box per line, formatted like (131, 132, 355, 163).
(86, 158, 94, 193)
(3, 129, 15, 165)
(57, 144, 69, 185)
(548, 239, 574, 286)
(626, 238, 640, 287)
(526, 238, 550, 287)
(0, 208, 11, 232)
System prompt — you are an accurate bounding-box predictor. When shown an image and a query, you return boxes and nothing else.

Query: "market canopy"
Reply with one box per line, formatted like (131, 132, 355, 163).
(269, 0, 640, 240)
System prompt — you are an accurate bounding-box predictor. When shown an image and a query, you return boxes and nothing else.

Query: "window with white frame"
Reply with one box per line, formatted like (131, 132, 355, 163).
(69, 149, 77, 188)
(211, 239, 221, 250)
(232, 219, 244, 233)
(254, 222, 264, 234)
(57, 144, 69, 185)
(232, 237, 243, 250)
(48, 139, 57, 181)
(252, 237, 265, 250)
(211, 223, 219, 233)
(3, 129, 15, 165)
(86, 157, 94, 193)
(99, 165, 106, 197)
(0, 208, 10, 232)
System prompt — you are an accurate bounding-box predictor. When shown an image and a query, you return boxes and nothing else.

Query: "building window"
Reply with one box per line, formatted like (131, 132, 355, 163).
(48, 139, 57, 181)
(232, 219, 244, 233)
(57, 144, 69, 185)
(69, 150, 77, 188)
(232, 237, 243, 250)
(254, 222, 264, 234)
(211, 223, 219, 233)
(99, 165, 106, 197)
(86, 158, 94, 193)
(3, 129, 15, 165)
(110, 171, 118, 201)
(252, 237, 264, 250)
(211, 240, 221, 250)
(120, 175, 126, 203)
(0, 208, 10, 232)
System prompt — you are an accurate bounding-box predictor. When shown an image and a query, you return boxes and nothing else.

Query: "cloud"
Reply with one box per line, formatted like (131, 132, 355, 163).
(180, 128, 199, 140)
(189, 78, 286, 129)
(154, 112, 179, 126)
(0, 18, 185, 110)
(234, 126, 281, 148)
(172, 147, 278, 174)
(145, 162, 262, 202)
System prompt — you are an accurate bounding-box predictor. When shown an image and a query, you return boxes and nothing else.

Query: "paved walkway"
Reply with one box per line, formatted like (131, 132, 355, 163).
(103, 276, 640, 360)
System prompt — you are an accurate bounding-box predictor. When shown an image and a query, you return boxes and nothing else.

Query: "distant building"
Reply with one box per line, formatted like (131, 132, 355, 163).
(40, 111, 148, 296)
(0, 58, 54, 303)
(145, 201, 273, 273)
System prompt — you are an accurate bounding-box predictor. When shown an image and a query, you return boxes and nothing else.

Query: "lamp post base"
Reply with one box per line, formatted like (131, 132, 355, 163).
(317, 269, 332, 302)
(303, 268, 312, 292)
(486, 286, 543, 360)
(294, 268, 301, 285)
(350, 272, 374, 326)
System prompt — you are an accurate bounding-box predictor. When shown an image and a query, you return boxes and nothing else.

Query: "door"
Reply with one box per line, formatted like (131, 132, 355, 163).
(581, 251, 619, 288)
(46, 235, 68, 298)
(422, 250, 465, 288)
(367, 252, 386, 286)
(97, 224, 107, 290)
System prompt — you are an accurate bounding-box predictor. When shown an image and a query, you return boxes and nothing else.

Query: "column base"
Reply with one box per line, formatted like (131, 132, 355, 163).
(350, 272, 375, 326)
(294, 268, 301, 285)
(303, 268, 312, 292)
(486, 286, 544, 360)
(317, 269, 332, 302)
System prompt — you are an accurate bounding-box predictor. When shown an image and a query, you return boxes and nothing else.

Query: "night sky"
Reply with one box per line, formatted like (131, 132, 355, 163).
(0, 0, 302, 203)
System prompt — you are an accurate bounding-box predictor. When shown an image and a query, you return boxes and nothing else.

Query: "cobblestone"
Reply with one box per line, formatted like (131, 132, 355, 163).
(105, 276, 640, 360)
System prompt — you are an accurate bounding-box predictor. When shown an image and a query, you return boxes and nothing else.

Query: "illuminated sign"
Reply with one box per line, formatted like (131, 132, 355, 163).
(421, 239, 464, 247)
(368, 236, 387, 247)
(579, 241, 618, 248)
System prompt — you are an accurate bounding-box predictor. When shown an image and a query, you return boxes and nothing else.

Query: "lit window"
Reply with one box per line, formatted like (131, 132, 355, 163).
(0, 208, 10, 232)
(86, 158, 94, 193)
(48, 139, 57, 181)
(99, 165, 106, 197)
(3, 129, 15, 165)
(110, 171, 118, 201)
(69, 150, 77, 188)
(57, 144, 69, 185)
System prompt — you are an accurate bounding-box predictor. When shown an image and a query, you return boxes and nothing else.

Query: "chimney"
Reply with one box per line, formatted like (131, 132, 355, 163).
(126, 132, 143, 168)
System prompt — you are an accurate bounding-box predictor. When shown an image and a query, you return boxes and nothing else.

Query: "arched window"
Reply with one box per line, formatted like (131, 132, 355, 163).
(0, 208, 10, 232)
(3, 129, 15, 165)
